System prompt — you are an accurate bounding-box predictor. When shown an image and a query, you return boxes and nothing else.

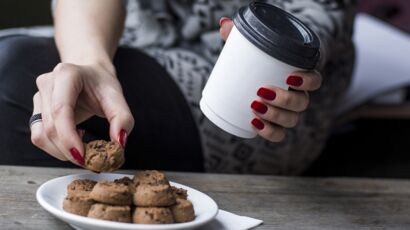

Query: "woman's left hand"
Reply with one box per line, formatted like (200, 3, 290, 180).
(219, 17, 322, 142)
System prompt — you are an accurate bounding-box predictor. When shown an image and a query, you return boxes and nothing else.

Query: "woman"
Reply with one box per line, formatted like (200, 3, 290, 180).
(0, 0, 356, 174)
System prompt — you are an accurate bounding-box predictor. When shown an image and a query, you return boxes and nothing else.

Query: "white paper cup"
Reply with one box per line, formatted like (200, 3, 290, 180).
(200, 2, 320, 138)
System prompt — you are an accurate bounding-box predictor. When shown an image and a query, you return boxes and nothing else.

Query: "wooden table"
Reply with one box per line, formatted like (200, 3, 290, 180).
(1, 166, 410, 230)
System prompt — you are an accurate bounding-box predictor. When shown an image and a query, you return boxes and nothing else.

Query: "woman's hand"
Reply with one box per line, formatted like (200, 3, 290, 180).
(31, 63, 134, 166)
(219, 17, 322, 142)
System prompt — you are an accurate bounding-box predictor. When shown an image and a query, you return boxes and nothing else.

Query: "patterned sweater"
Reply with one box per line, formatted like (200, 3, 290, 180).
(121, 0, 356, 65)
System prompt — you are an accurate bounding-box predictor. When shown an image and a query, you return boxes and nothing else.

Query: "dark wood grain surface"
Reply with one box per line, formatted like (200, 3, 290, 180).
(1, 166, 410, 230)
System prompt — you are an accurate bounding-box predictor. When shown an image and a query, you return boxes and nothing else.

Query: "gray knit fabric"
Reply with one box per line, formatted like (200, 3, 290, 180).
(120, 0, 356, 174)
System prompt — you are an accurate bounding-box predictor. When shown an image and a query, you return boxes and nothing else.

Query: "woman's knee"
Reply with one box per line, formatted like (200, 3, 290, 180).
(0, 36, 59, 118)
(0, 35, 59, 73)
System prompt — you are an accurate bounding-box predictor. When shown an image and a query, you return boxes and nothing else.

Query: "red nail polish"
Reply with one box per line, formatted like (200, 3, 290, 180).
(70, 147, 84, 165)
(287, 76, 303, 87)
(257, 88, 276, 101)
(219, 17, 230, 27)
(119, 129, 127, 148)
(251, 118, 264, 130)
(251, 101, 268, 114)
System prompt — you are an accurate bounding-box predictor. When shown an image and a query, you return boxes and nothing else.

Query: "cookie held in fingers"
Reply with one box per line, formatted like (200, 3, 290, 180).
(89, 181, 133, 205)
(87, 203, 132, 223)
(171, 198, 195, 223)
(133, 207, 174, 224)
(84, 140, 125, 173)
(133, 184, 176, 207)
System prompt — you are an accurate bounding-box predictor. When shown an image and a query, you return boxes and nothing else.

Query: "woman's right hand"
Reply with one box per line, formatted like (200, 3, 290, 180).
(30, 62, 134, 166)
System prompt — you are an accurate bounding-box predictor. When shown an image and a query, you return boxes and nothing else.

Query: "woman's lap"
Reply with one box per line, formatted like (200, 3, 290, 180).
(0, 35, 203, 171)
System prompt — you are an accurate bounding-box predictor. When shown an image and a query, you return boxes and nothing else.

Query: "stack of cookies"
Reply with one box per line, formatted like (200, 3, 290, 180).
(63, 170, 195, 224)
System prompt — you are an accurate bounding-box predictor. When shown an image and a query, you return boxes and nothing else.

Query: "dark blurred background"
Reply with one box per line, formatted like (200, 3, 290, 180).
(306, 0, 410, 179)
(0, 1, 52, 29)
(0, 0, 409, 178)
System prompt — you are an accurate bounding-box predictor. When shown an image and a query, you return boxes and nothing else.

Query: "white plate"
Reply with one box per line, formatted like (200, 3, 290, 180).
(36, 173, 218, 230)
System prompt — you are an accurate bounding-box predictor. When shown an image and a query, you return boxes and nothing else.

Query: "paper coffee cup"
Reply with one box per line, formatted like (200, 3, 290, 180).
(200, 2, 320, 138)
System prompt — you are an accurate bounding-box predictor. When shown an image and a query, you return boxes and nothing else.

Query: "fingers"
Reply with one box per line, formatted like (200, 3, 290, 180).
(251, 101, 299, 128)
(251, 118, 285, 142)
(256, 87, 309, 112)
(251, 70, 321, 143)
(99, 87, 134, 148)
(36, 73, 67, 158)
(36, 65, 85, 166)
(36, 74, 55, 142)
(219, 17, 234, 41)
(286, 70, 322, 91)
(51, 63, 85, 165)
(30, 92, 67, 161)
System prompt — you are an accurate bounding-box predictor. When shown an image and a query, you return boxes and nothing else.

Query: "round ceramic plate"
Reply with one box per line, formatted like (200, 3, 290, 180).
(36, 173, 218, 230)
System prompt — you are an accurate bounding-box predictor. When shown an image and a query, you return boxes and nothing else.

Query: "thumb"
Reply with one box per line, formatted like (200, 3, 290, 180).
(100, 90, 134, 148)
(219, 17, 234, 41)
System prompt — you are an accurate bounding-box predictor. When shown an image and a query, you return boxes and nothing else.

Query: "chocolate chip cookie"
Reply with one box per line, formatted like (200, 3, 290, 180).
(88, 204, 132, 223)
(133, 207, 174, 224)
(133, 184, 175, 207)
(89, 181, 133, 205)
(171, 198, 195, 223)
(84, 140, 125, 172)
(133, 170, 169, 186)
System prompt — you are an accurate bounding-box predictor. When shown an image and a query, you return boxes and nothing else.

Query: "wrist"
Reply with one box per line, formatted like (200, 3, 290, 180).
(61, 56, 116, 76)
(89, 59, 116, 76)
(58, 44, 117, 76)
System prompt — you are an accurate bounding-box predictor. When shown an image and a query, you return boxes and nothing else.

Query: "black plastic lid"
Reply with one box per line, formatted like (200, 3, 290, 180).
(233, 1, 320, 69)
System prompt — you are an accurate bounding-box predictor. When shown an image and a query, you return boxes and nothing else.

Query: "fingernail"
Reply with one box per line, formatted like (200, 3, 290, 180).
(219, 17, 230, 27)
(257, 88, 276, 101)
(251, 118, 264, 130)
(70, 147, 84, 165)
(119, 129, 127, 148)
(251, 101, 268, 114)
(287, 76, 303, 87)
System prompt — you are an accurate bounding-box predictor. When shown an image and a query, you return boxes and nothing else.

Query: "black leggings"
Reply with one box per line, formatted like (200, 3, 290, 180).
(0, 35, 204, 172)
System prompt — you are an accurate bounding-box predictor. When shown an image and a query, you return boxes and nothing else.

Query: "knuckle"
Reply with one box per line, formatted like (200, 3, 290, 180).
(125, 114, 135, 129)
(281, 92, 293, 107)
(31, 132, 44, 147)
(269, 108, 281, 122)
(54, 63, 78, 76)
(271, 127, 286, 142)
(51, 102, 68, 118)
(35, 74, 49, 88)
(276, 130, 286, 142)
(294, 93, 309, 112)
(33, 92, 40, 103)
(263, 127, 275, 140)
(300, 96, 310, 112)
(54, 63, 69, 72)
(288, 114, 300, 128)
(44, 124, 56, 138)
(310, 71, 322, 90)
(265, 126, 285, 142)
